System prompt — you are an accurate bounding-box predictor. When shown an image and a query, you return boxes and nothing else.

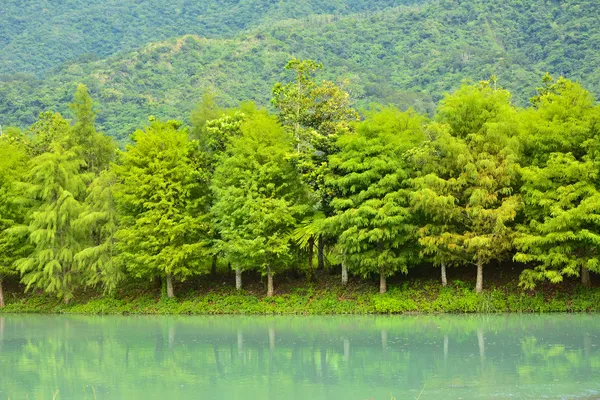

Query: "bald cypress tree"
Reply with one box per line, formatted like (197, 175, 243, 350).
(16, 141, 90, 303)
(329, 107, 424, 293)
(515, 77, 600, 289)
(211, 112, 307, 296)
(68, 84, 115, 173)
(115, 119, 211, 298)
(411, 82, 521, 294)
(0, 133, 30, 307)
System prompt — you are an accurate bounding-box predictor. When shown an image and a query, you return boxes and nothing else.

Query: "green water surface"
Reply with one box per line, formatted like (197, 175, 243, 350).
(0, 314, 598, 399)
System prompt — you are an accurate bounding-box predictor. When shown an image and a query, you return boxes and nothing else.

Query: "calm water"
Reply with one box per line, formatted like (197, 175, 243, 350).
(0, 314, 598, 399)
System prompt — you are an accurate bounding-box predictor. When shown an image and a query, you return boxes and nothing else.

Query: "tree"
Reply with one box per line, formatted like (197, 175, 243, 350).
(67, 84, 115, 173)
(411, 83, 521, 293)
(15, 142, 90, 303)
(74, 169, 123, 294)
(515, 77, 600, 288)
(272, 59, 359, 273)
(27, 111, 70, 156)
(0, 134, 30, 307)
(329, 107, 424, 293)
(190, 91, 225, 141)
(211, 111, 307, 296)
(115, 119, 211, 298)
(198, 106, 252, 285)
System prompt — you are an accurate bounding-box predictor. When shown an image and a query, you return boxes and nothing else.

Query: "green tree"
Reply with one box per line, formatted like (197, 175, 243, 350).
(67, 84, 116, 174)
(0, 134, 30, 306)
(115, 119, 210, 298)
(15, 142, 90, 303)
(74, 169, 123, 294)
(272, 59, 359, 273)
(411, 83, 521, 293)
(211, 112, 307, 296)
(515, 77, 600, 288)
(329, 107, 424, 293)
(190, 91, 225, 141)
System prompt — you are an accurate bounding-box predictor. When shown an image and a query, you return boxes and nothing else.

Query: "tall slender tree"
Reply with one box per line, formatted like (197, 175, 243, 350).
(272, 59, 359, 274)
(115, 119, 211, 298)
(15, 141, 90, 303)
(411, 82, 521, 293)
(67, 84, 115, 174)
(329, 107, 424, 293)
(515, 77, 600, 288)
(0, 133, 30, 307)
(211, 112, 307, 296)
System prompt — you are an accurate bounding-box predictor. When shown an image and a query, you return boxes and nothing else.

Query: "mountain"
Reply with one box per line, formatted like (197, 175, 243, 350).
(1, 0, 599, 141)
(0, 0, 416, 77)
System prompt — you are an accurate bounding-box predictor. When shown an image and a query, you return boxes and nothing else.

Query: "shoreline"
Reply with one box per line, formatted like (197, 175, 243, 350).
(1, 280, 598, 315)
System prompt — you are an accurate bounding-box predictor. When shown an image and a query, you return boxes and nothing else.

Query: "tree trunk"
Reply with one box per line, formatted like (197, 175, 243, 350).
(166, 274, 174, 298)
(267, 268, 274, 297)
(379, 268, 387, 294)
(235, 267, 242, 291)
(0, 279, 4, 308)
(317, 235, 325, 270)
(441, 263, 447, 287)
(475, 260, 483, 294)
(341, 263, 348, 286)
(307, 237, 314, 281)
(211, 254, 217, 277)
(582, 266, 591, 289)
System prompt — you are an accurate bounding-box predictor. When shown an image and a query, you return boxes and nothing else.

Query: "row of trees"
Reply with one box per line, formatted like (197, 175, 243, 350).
(1, 60, 599, 305)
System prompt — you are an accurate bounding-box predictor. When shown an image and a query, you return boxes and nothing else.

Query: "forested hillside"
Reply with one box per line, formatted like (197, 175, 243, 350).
(0, 0, 416, 77)
(1, 0, 600, 141)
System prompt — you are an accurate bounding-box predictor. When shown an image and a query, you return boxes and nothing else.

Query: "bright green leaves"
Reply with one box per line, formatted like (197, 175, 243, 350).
(329, 107, 425, 292)
(0, 135, 30, 286)
(412, 83, 521, 293)
(115, 120, 211, 296)
(16, 143, 90, 303)
(74, 170, 122, 294)
(68, 84, 116, 174)
(515, 78, 600, 288)
(211, 112, 307, 292)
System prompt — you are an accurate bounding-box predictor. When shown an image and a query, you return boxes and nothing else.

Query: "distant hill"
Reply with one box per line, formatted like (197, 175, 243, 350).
(0, 0, 416, 77)
(1, 0, 599, 141)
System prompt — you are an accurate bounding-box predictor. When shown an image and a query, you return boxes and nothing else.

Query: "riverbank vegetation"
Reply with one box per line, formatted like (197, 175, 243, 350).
(1, 60, 599, 310)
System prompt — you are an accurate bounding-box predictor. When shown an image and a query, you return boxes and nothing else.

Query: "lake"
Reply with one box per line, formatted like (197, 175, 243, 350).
(0, 314, 598, 399)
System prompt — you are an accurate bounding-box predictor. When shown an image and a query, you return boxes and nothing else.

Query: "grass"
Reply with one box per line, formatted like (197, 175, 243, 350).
(1, 269, 598, 315)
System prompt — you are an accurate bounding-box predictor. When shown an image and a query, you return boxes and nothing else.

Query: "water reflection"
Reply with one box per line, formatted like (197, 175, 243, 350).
(0, 315, 598, 399)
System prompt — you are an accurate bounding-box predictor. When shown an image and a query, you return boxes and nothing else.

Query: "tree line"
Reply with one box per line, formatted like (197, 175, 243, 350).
(1, 60, 598, 305)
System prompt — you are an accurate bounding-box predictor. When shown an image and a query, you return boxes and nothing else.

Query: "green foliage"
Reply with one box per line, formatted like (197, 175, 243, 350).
(211, 111, 308, 281)
(4, 1, 600, 141)
(0, 135, 30, 280)
(329, 107, 425, 288)
(67, 84, 116, 173)
(0, 0, 414, 77)
(411, 83, 521, 292)
(114, 119, 211, 292)
(15, 142, 91, 303)
(2, 279, 600, 314)
(515, 77, 600, 288)
(74, 170, 123, 294)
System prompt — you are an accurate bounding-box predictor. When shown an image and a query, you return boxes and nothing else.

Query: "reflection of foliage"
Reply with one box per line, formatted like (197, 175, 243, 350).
(1, 315, 599, 399)
(518, 336, 599, 384)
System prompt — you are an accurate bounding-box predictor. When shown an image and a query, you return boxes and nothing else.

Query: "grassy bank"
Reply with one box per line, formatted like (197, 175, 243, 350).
(1, 273, 598, 315)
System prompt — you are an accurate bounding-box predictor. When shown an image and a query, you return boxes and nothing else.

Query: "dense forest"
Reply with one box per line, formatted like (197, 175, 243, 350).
(2, 0, 600, 141)
(1, 58, 599, 307)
